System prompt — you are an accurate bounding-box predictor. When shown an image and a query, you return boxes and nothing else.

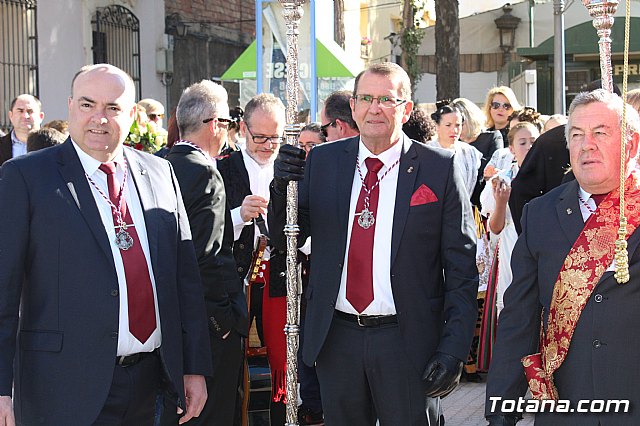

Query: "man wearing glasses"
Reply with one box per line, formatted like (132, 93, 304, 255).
(269, 62, 478, 425)
(217, 93, 290, 425)
(162, 80, 248, 426)
(320, 90, 360, 142)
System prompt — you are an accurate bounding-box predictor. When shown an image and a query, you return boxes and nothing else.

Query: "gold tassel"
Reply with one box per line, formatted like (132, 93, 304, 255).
(615, 217, 630, 283)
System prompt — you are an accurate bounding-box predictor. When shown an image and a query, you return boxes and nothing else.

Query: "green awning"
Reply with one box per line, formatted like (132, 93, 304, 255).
(518, 17, 640, 59)
(220, 38, 361, 80)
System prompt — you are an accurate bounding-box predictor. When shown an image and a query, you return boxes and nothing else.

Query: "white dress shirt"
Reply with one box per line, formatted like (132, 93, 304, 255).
(11, 131, 27, 159)
(335, 137, 410, 315)
(72, 141, 162, 355)
(231, 147, 275, 260)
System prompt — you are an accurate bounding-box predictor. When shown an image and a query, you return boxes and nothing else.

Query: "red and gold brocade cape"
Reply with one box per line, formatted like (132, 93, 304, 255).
(522, 171, 640, 400)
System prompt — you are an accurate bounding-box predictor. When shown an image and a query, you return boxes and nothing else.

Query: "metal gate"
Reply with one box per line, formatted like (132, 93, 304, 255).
(92, 5, 142, 99)
(0, 0, 38, 133)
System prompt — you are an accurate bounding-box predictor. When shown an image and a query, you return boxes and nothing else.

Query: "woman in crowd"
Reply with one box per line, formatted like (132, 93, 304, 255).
(482, 86, 522, 142)
(484, 105, 543, 178)
(477, 121, 539, 371)
(453, 97, 504, 207)
(449, 98, 502, 382)
(297, 122, 326, 157)
(427, 100, 482, 197)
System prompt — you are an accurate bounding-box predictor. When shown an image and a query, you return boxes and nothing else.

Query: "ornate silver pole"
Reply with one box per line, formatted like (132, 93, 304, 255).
(278, 1, 306, 425)
(582, 0, 619, 92)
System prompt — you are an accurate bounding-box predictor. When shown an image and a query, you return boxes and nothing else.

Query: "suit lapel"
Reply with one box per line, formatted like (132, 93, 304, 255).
(125, 149, 159, 265)
(56, 139, 113, 262)
(337, 138, 358, 239)
(555, 180, 584, 244)
(391, 137, 418, 266)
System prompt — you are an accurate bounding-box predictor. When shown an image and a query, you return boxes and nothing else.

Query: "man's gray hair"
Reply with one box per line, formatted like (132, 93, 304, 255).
(177, 80, 229, 137)
(566, 88, 640, 142)
(244, 93, 285, 127)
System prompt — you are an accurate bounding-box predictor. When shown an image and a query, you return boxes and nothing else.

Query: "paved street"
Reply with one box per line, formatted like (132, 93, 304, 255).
(442, 381, 534, 426)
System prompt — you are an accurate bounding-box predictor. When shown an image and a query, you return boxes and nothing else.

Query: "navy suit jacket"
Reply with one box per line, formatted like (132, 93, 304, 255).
(486, 179, 640, 425)
(0, 140, 212, 425)
(269, 134, 478, 375)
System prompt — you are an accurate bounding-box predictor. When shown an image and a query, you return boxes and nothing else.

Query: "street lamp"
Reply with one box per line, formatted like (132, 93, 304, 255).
(494, 4, 521, 55)
(165, 13, 189, 38)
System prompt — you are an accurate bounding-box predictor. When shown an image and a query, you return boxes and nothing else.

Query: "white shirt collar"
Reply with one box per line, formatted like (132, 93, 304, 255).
(356, 135, 408, 170)
(70, 139, 126, 176)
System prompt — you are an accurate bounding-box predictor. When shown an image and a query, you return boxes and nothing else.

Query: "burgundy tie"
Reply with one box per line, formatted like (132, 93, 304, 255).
(346, 157, 384, 313)
(592, 193, 607, 206)
(99, 162, 156, 343)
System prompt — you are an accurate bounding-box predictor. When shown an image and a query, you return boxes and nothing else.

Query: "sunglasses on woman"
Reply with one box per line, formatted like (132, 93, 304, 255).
(491, 102, 512, 110)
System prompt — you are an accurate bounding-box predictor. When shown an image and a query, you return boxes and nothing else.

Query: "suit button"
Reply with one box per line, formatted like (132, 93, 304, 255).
(337, 263, 343, 269)
(111, 289, 119, 297)
(593, 339, 602, 349)
(594, 294, 603, 303)
(279, 272, 286, 277)
(238, 266, 244, 273)
(239, 243, 245, 249)
(111, 332, 118, 340)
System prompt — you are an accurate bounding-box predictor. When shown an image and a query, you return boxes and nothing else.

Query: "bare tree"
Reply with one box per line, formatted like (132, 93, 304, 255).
(435, 0, 460, 100)
(401, 0, 426, 94)
(334, 0, 345, 48)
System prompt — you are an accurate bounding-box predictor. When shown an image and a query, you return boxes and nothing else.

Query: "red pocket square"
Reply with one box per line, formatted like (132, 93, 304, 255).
(410, 184, 438, 206)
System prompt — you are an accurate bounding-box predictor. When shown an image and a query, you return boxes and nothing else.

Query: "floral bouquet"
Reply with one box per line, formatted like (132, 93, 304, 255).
(125, 120, 166, 153)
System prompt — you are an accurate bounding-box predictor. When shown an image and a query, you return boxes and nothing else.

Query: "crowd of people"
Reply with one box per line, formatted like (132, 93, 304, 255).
(2, 60, 640, 426)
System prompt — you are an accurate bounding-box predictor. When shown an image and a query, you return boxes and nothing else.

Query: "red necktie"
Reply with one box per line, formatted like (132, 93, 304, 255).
(346, 157, 384, 313)
(592, 193, 606, 206)
(99, 162, 157, 343)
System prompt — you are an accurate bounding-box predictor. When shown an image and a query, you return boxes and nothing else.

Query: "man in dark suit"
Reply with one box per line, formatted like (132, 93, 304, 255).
(508, 124, 569, 234)
(217, 93, 290, 425)
(163, 79, 248, 425)
(0, 64, 211, 426)
(0, 94, 45, 165)
(270, 62, 478, 425)
(320, 90, 360, 141)
(486, 90, 640, 425)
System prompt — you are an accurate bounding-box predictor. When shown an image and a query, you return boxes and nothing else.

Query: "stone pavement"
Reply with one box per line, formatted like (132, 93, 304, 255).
(441, 381, 534, 426)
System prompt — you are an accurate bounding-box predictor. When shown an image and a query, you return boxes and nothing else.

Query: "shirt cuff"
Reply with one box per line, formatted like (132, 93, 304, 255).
(231, 207, 252, 241)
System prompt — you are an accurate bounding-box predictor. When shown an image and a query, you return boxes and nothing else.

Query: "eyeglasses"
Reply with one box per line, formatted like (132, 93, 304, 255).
(203, 117, 233, 124)
(245, 126, 284, 144)
(297, 142, 318, 152)
(491, 102, 512, 110)
(148, 113, 164, 120)
(353, 94, 406, 108)
(320, 120, 336, 138)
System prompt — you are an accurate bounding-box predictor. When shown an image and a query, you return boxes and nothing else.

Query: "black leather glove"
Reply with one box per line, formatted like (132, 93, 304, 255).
(273, 144, 306, 194)
(422, 352, 463, 397)
(486, 414, 519, 426)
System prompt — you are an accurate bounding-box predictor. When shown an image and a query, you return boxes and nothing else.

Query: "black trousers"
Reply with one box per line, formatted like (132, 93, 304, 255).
(315, 315, 441, 426)
(161, 331, 244, 426)
(93, 352, 161, 426)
